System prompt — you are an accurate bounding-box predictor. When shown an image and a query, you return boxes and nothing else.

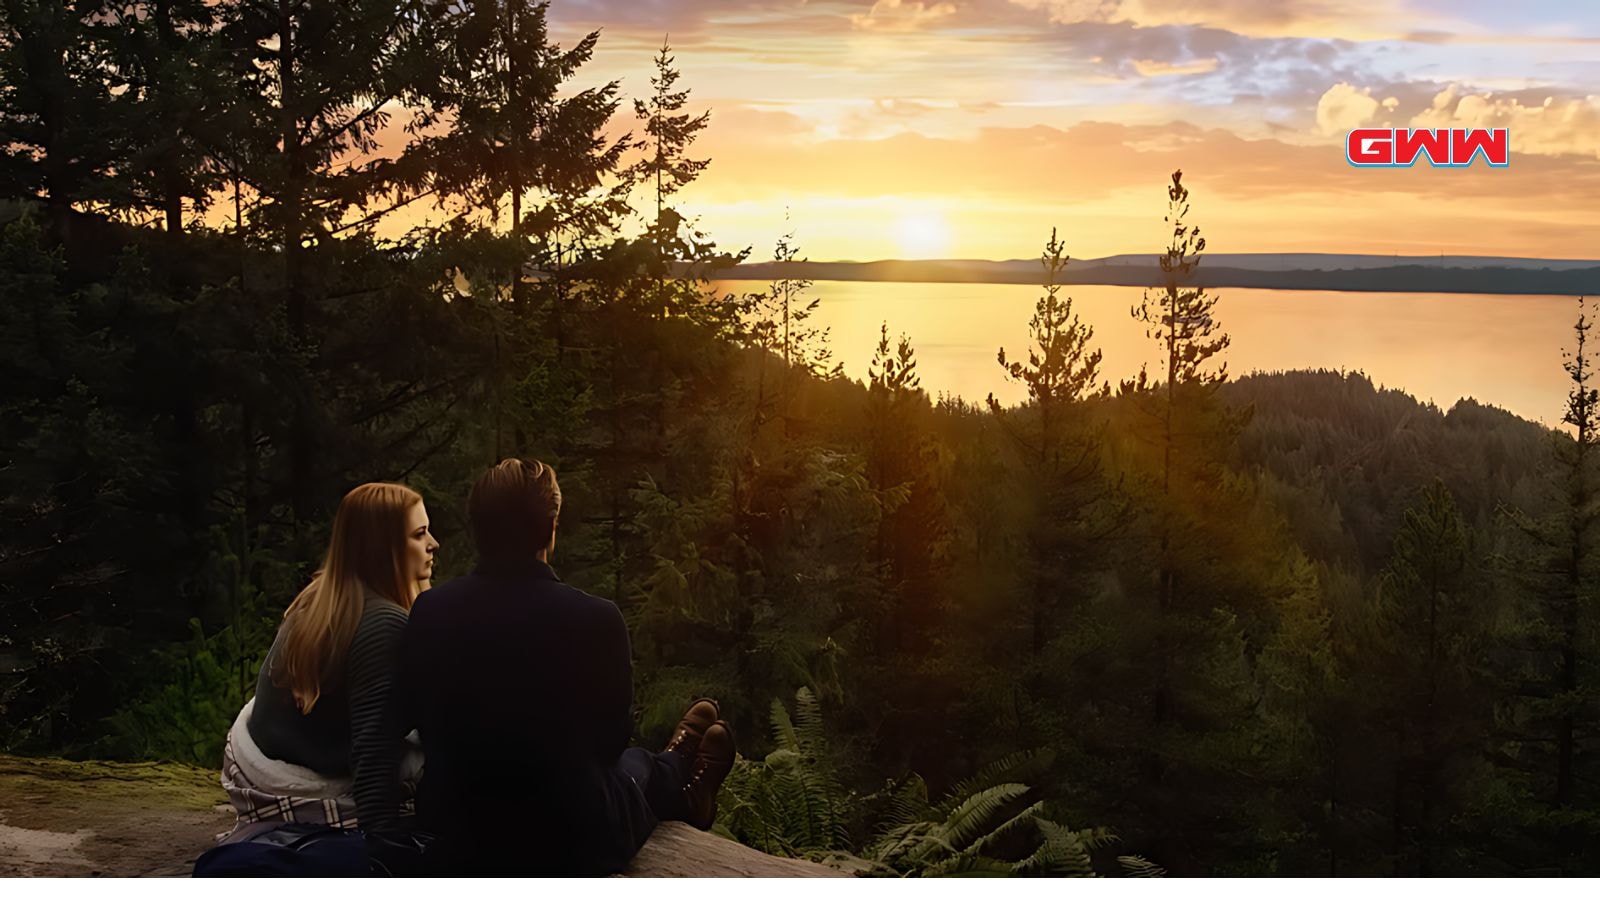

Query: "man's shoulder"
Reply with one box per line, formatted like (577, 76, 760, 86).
(568, 585, 622, 623)
(409, 574, 617, 615)
(537, 579, 622, 625)
(407, 576, 474, 625)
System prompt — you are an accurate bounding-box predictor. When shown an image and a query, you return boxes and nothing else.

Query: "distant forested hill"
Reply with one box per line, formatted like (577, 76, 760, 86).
(724, 259, 1600, 295)
(1223, 369, 1555, 571)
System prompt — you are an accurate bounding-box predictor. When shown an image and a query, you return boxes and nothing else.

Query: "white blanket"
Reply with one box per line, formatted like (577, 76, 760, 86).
(228, 698, 354, 799)
(219, 699, 426, 838)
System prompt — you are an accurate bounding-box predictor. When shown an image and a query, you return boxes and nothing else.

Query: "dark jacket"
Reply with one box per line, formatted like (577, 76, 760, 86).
(396, 558, 640, 874)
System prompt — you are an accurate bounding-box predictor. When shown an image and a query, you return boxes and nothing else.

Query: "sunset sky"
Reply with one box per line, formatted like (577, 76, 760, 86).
(525, 0, 1600, 263)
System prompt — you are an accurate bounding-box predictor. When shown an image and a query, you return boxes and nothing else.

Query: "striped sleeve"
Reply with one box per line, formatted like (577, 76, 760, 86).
(346, 601, 409, 834)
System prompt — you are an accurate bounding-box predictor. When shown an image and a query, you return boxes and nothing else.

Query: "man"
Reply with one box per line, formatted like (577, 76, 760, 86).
(396, 458, 735, 875)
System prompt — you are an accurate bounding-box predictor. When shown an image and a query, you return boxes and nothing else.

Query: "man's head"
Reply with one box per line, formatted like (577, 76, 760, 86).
(468, 458, 562, 566)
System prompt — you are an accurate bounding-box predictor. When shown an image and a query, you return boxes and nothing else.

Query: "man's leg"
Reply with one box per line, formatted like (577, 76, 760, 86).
(618, 746, 692, 822)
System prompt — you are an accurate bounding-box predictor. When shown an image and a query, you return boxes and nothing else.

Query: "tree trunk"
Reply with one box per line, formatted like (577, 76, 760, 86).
(278, 1, 313, 524)
(156, 0, 183, 234)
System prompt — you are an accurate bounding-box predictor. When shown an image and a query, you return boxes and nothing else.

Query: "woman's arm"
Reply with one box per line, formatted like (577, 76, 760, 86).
(347, 602, 410, 833)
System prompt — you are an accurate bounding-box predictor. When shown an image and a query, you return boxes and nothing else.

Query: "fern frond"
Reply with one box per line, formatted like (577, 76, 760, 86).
(863, 821, 936, 866)
(934, 751, 1039, 817)
(1118, 855, 1166, 877)
(1015, 818, 1097, 877)
(937, 782, 1031, 852)
(881, 774, 933, 829)
(793, 686, 827, 759)
(966, 799, 1044, 858)
(769, 695, 799, 752)
(922, 854, 1017, 877)
(1075, 826, 1120, 852)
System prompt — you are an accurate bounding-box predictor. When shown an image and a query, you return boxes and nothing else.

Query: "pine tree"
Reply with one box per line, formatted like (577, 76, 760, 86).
(622, 37, 738, 323)
(1126, 169, 1245, 723)
(218, 0, 441, 523)
(1550, 297, 1597, 811)
(743, 223, 842, 437)
(1257, 555, 1345, 873)
(865, 322, 946, 655)
(987, 227, 1117, 656)
(1494, 295, 1600, 872)
(404, 0, 631, 485)
(100, 0, 230, 234)
(991, 227, 1105, 472)
(1370, 479, 1480, 875)
(0, 0, 132, 240)
(413, 1, 628, 261)
(626, 37, 708, 225)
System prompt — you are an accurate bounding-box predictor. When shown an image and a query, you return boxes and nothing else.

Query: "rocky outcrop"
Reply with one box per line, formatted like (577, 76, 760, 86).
(0, 755, 847, 877)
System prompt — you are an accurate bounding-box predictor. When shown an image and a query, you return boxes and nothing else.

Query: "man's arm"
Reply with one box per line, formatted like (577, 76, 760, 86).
(590, 599, 635, 761)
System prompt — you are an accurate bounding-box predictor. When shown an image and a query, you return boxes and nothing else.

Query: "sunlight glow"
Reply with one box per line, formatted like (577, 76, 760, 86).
(893, 211, 952, 259)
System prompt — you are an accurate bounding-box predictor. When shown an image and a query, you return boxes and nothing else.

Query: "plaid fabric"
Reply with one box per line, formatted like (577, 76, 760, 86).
(221, 726, 361, 831)
(217, 700, 420, 840)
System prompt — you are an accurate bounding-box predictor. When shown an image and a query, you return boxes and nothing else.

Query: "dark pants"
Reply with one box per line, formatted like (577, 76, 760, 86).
(618, 746, 693, 823)
(605, 746, 692, 868)
(421, 747, 691, 876)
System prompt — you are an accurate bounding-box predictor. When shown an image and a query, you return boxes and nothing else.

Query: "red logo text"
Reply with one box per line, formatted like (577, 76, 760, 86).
(1346, 128, 1509, 168)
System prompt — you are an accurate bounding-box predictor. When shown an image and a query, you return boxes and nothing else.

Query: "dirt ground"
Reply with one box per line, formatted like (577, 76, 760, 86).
(0, 754, 233, 876)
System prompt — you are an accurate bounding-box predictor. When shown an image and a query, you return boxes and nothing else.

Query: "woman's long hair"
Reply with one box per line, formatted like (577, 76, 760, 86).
(275, 482, 424, 713)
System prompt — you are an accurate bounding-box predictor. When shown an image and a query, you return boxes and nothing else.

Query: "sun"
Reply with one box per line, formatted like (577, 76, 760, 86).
(892, 211, 952, 259)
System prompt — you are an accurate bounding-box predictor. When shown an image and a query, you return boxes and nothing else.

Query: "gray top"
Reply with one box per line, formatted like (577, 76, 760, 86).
(248, 591, 410, 832)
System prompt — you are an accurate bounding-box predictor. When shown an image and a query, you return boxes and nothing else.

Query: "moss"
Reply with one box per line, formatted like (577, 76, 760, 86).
(0, 753, 223, 813)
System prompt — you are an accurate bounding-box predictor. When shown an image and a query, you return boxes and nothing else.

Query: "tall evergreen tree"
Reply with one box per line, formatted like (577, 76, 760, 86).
(100, 0, 229, 234)
(865, 322, 946, 655)
(413, 1, 628, 255)
(627, 37, 708, 224)
(1368, 479, 1482, 875)
(988, 227, 1116, 656)
(1495, 295, 1600, 872)
(743, 224, 841, 436)
(1126, 169, 1244, 723)
(622, 37, 737, 323)
(219, 0, 441, 523)
(0, 0, 132, 240)
(1548, 296, 1598, 812)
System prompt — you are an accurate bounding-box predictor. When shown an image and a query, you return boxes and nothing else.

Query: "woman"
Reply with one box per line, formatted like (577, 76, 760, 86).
(221, 482, 438, 841)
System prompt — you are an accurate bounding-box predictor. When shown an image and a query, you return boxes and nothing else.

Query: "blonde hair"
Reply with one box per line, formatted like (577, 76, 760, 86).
(275, 482, 424, 713)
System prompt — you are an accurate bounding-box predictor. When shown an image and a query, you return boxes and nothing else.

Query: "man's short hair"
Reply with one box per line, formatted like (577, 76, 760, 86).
(468, 458, 562, 565)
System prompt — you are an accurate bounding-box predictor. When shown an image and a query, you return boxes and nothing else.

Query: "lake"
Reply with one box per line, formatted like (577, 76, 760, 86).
(712, 279, 1582, 427)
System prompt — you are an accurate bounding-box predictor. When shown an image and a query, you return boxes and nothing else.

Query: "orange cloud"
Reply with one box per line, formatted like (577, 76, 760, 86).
(1131, 57, 1221, 76)
(682, 117, 1600, 258)
(1006, 0, 1444, 39)
(850, 0, 960, 29)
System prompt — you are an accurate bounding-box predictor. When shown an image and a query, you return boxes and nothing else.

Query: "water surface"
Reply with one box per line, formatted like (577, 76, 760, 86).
(714, 279, 1578, 426)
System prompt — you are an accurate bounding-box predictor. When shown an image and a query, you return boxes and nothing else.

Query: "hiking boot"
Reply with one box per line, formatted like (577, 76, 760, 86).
(664, 698, 720, 755)
(683, 721, 735, 830)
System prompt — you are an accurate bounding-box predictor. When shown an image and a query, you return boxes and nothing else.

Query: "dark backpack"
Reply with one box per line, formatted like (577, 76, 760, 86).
(194, 823, 434, 877)
(193, 824, 370, 877)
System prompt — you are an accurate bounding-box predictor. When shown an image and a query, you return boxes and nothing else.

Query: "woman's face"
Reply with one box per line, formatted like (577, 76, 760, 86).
(405, 502, 440, 584)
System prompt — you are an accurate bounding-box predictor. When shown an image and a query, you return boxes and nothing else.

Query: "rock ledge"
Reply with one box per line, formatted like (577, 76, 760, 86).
(0, 755, 845, 877)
